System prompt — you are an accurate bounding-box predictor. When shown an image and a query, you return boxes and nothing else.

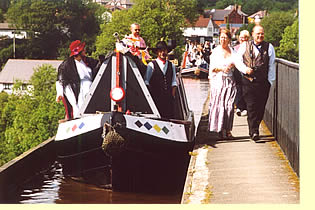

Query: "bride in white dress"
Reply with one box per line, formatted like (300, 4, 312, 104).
(208, 29, 247, 139)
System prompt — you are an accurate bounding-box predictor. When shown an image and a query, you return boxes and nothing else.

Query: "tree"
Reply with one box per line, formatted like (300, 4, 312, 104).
(215, 0, 242, 9)
(95, 0, 199, 58)
(213, 0, 298, 15)
(226, 16, 230, 30)
(6, 0, 103, 60)
(0, 92, 9, 143)
(6, 0, 64, 58)
(0, 9, 4, 22)
(235, 23, 255, 36)
(260, 11, 296, 48)
(0, 93, 18, 166)
(0, 64, 64, 165)
(0, 0, 10, 12)
(277, 19, 298, 63)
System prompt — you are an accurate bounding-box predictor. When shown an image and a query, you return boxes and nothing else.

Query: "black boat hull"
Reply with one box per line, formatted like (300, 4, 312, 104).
(55, 127, 111, 177)
(55, 124, 194, 193)
(111, 126, 195, 193)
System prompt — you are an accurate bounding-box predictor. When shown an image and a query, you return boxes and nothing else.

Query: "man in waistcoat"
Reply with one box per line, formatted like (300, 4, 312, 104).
(145, 41, 177, 119)
(235, 25, 276, 141)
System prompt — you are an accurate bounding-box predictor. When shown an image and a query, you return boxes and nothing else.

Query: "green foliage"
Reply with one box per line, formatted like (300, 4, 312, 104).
(0, 44, 13, 68)
(0, 93, 18, 166)
(6, 0, 63, 58)
(0, 92, 9, 142)
(0, 39, 32, 68)
(94, 10, 131, 56)
(215, 0, 242, 9)
(226, 16, 230, 30)
(95, 0, 199, 58)
(0, 65, 64, 166)
(208, 0, 297, 14)
(5, 0, 103, 61)
(0, 9, 4, 22)
(260, 11, 296, 48)
(0, 0, 10, 12)
(236, 23, 255, 36)
(277, 19, 298, 63)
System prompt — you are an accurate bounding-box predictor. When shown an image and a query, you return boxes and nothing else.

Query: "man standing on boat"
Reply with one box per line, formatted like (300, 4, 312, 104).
(56, 40, 101, 120)
(122, 23, 151, 64)
(145, 41, 177, 119)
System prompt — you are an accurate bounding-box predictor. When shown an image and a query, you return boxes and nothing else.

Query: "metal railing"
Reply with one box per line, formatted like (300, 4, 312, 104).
(264, 58, 299, 176)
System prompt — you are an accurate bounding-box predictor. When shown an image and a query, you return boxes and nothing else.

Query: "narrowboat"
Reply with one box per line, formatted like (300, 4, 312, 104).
(54, 50, 195, 193)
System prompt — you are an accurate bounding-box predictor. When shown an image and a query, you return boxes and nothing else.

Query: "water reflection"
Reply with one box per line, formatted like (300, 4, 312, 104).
(182, 78, 209, 128)
(14, 77, 209, 204)
(18, 162, 63, 204)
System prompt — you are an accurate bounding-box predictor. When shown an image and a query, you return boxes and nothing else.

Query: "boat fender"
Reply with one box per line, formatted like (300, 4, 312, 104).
(101, 123, 127, 157)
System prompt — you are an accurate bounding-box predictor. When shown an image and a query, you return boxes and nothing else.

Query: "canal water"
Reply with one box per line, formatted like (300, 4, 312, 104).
(12, 78, 209, 204)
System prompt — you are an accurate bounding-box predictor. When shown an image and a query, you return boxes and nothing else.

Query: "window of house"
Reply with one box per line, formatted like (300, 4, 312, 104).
(4, 83, 11, 90)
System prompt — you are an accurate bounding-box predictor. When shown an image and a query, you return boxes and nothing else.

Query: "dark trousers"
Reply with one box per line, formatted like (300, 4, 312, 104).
(242, 81, 271, 136)
(155, 94, 175, 119)
(235, 84, 247, 111)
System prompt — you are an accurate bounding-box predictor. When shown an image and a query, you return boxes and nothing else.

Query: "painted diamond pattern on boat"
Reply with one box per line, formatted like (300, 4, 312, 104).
(153, 124, 161, 132)
(135, 120, 143, 128)
(72, 124, 77, 131)
(79, 122, 85, 129)
(162, 126, 169, 134)
(144, 122, 152, 130)
(66, 127, 71, 133)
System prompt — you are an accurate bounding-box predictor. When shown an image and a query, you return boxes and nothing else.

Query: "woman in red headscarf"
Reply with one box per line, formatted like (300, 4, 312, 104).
(56, 40, 101, 120)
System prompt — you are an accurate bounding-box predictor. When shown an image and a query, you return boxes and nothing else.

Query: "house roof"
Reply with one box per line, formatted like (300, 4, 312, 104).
(225, 5, 248, 16)
(0, 59, 63, 83)
(204, 5, 248, 21)
(208, 9, 231, 21)
(105, 0, 134, 8)
(105, 5, 126, 10)
(121, 0, 134, 5)
(0, 22, 16, 30)
(212, 20, 220, 29)
(219, 23, 244, 28)
(187, 15, 210, 27)
(249, 10, 267, 18)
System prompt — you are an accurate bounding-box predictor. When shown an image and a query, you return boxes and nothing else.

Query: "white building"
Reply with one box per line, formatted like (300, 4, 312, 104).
(92, 0, 134, 9)
(0, 22, 27, 39)
(0, 59, 62, 94)
(183, 15, 219, 43)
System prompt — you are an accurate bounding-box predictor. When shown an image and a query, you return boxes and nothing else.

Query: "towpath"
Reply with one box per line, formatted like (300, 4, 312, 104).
(181, 79, 300, 204)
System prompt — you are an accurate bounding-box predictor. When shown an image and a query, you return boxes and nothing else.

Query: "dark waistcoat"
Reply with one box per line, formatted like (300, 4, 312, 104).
(242, 41, 269, 83)
(149, 60, 173, 98)
(149, 60, 174, 118)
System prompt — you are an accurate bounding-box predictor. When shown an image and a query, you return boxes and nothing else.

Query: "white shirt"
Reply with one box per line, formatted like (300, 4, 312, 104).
(56, 59, 93, 118)
(145, 59, 177, 87)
